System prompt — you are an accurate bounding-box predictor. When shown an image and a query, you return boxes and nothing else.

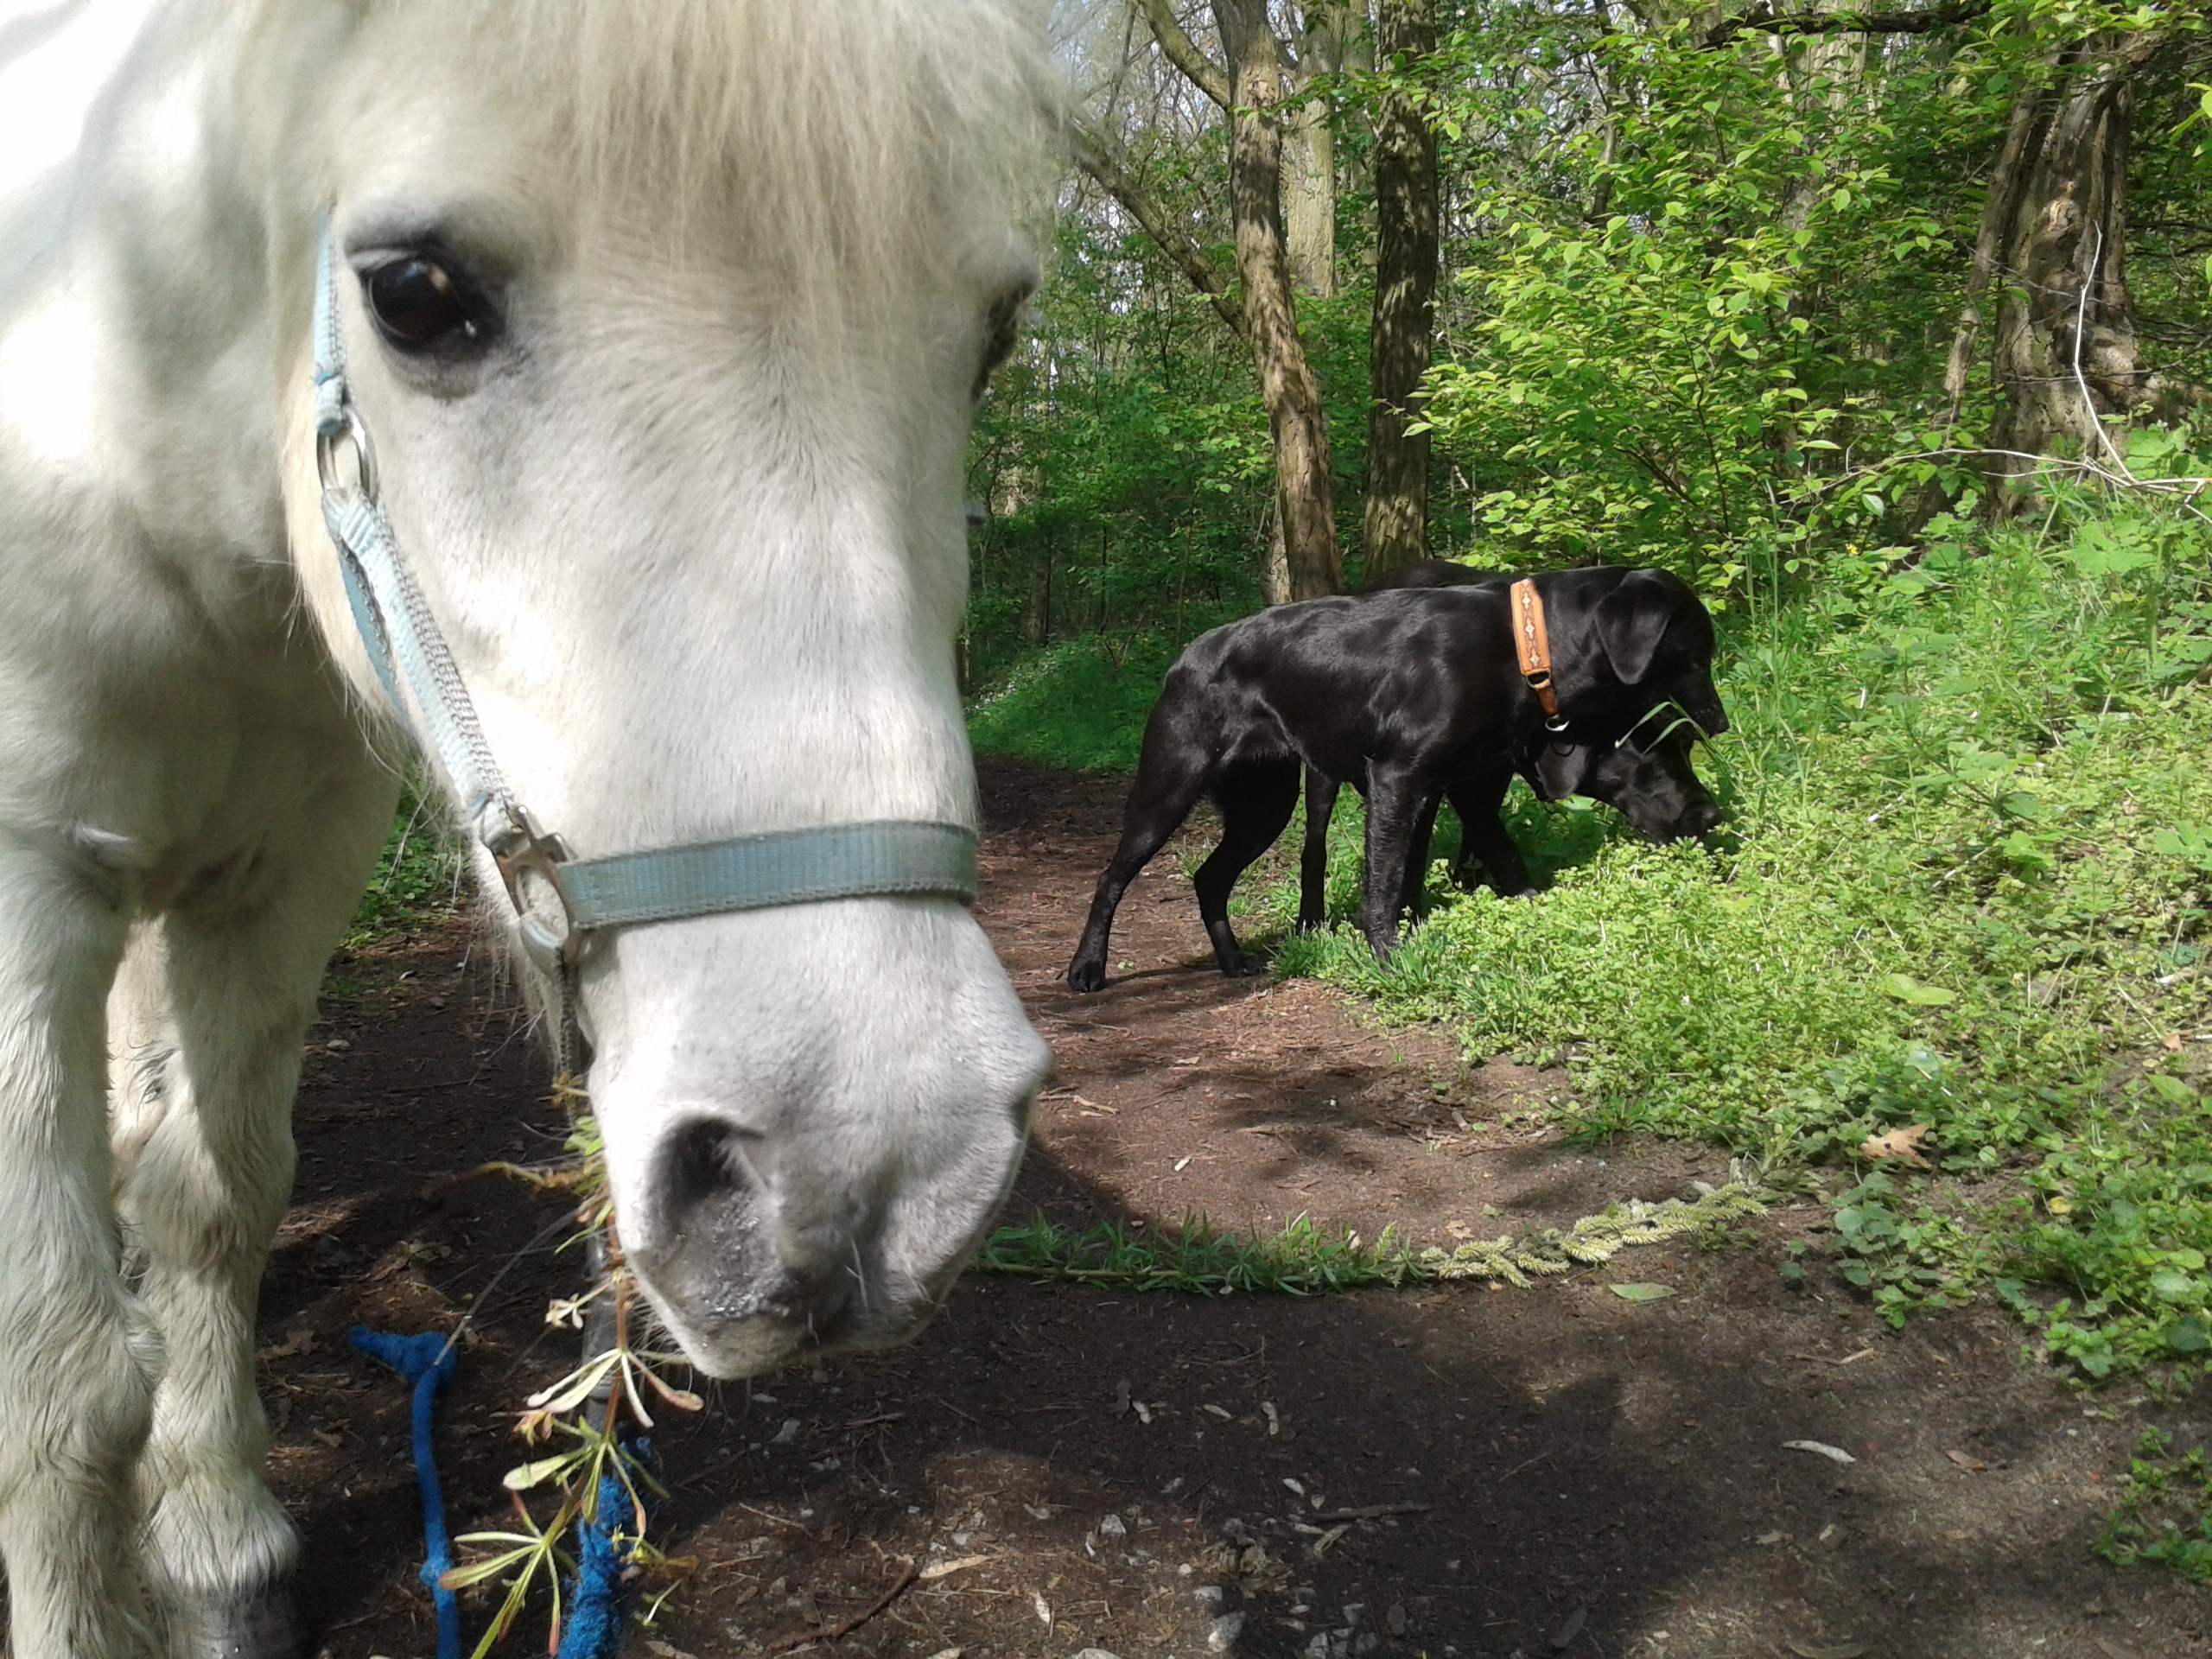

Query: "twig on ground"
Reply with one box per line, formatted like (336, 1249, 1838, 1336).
(766, 1560, 921, 1653)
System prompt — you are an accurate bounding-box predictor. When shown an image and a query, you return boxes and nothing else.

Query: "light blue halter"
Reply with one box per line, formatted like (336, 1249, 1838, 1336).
(309, 224, 977, 1058)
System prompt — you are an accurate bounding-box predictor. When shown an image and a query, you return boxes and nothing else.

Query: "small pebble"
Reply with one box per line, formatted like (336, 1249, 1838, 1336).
(1206, 1612, 1245, 1652)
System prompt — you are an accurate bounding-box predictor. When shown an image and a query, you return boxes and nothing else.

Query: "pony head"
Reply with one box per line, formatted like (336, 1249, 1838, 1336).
(257, 0, 1055, 1376)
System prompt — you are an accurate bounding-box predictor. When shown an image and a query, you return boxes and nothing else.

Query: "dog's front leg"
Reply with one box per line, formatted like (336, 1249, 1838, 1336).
(1358, 769, 1430, 961)
(1296, 767, 1338, 931)
(1446, 770, 1537, 897)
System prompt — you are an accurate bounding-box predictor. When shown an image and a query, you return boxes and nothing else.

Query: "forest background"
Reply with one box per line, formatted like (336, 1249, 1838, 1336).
(945, 0, 2212, 1441)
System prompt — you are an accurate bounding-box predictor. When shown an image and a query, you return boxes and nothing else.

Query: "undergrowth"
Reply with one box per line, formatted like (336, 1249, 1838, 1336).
(347, 779, 467, 944)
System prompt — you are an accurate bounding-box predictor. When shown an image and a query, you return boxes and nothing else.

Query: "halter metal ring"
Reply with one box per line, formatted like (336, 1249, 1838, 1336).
(316, 401, 379, 498)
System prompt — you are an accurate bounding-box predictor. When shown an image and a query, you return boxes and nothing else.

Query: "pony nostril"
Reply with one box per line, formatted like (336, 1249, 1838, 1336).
(651, 1120, 798, 1325)
(666, 1118, 753, 1214)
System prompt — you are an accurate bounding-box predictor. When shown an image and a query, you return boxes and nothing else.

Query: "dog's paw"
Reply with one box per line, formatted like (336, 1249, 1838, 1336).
(1067, 959, 1108, 994)
(1222, 951, 1271, 978)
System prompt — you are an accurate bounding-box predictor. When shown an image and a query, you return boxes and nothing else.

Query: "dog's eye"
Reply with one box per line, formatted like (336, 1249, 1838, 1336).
(363, 256, 496, 353)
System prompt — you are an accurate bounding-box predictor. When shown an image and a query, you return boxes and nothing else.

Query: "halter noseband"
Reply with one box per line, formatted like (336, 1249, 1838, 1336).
(309, 222, 977, 1067)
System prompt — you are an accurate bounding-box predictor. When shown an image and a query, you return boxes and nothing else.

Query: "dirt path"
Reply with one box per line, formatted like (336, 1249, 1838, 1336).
(281, 760, 2205, 1659)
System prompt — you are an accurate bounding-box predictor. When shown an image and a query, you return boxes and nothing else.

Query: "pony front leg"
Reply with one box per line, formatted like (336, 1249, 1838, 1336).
(112, 777, 393, 1659)
(0, 830, 164, 1659)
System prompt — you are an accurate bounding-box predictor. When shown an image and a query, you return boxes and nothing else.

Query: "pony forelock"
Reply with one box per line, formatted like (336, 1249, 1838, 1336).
(251, 0, 1059, 297)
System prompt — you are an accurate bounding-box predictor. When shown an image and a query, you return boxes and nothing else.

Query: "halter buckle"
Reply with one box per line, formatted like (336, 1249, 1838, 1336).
(485, 803, 579, 974)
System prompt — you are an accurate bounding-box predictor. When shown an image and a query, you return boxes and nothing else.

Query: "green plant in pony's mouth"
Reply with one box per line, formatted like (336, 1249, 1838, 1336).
(450, 1102, 702, 1656)
(2095, 1427, 2212, 1583)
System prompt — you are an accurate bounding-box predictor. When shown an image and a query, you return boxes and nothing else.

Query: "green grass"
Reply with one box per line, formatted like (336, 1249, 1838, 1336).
(969, 483, 2212, 1392)
(966, 633, 1181, 772)
(977, 1175, 1764, 1294)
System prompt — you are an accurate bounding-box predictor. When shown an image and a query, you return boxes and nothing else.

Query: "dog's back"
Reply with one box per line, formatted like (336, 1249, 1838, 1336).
(1160, 587, 1521, 781)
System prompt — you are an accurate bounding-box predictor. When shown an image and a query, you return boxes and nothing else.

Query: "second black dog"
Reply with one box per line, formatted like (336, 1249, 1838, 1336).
(1067, 565, 1727, 993)
(1294, 560, 1714, 925)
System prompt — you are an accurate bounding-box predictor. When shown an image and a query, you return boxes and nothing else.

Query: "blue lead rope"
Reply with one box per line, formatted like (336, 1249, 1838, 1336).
(554, 1449, 655, 1659)
(350, 1329, 462, 1659)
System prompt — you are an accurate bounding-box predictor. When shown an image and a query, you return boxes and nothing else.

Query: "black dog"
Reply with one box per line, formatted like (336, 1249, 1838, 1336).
(1067, 565, 1727, 993)
(1294, 561, 1716, 925)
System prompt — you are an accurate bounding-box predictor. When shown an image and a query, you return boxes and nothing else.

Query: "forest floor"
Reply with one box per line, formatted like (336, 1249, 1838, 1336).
(280, 759, 2208, 1659)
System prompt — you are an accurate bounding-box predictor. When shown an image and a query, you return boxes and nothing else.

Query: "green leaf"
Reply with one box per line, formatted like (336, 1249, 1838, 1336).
(1878, 974, 1955, 1007)
(1608, 1282, 1675, 1302)
(503, 1453, 583, 1492)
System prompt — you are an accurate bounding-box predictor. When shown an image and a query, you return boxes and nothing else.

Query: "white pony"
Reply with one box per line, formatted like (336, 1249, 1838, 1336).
(0, 1, 1054, 1653)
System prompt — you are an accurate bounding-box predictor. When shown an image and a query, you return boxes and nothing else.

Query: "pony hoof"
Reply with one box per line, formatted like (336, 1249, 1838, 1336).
(168, 1586, 297, 1659)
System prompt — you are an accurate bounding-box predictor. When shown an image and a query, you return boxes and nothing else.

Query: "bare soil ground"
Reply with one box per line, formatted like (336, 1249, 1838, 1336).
(281, 759, 2208, 1659)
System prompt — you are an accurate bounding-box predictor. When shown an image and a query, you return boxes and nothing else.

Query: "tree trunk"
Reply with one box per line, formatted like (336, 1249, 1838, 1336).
(1363, 0, 1440, 576)
(1025, 544, 1052, 645)
(1283, 97, 1337, 298)
(1284, 3, 1351, 298)
(1213, 0, 1340, 601)
(1985, 31, 2171, 503)
(1262, 504, 1291, 607)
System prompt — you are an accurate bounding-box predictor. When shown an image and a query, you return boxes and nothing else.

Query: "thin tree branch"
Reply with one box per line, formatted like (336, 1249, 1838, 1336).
(1135, 0, 1233, 108)
(1068, 120, 1248, 337)
(1704, 0, 1993, 48)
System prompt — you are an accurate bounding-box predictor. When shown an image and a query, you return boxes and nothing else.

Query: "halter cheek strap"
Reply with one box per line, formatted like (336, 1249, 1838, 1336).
(310, 221, 976, 1065)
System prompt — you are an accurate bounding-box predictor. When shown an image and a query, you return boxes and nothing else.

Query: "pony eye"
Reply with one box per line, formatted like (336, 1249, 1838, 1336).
(363, 257, 489, 351)
(972, 285, 1029, 398)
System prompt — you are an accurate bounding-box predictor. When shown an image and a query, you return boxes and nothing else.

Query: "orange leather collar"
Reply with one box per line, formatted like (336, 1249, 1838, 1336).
(1510, 578, 1560, 725)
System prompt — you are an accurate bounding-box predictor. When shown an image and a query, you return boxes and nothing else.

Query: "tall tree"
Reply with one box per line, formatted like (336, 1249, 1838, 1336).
(1984, 30, 2178, 496)
(1363, 0, 1440, 575)
(1137, 0, 1342, 601)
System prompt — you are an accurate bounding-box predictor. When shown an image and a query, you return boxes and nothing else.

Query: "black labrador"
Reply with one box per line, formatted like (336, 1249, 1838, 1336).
(1294, 560, 1715, 925)
(1066, 565, 1727, 993)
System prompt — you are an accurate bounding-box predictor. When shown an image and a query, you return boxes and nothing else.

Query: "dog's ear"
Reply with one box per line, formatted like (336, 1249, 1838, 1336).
(1532, 741, 1595, 802)
(1594, 570, 1677, 686)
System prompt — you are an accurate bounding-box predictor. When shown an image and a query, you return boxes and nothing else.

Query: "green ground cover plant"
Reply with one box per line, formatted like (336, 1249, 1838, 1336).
(2097, 1427, 2212, 1581)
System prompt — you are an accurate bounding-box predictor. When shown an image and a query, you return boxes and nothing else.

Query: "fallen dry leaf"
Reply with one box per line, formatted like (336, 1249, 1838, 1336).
(1945, 1449, 1988, 1471)
(1783, 1440, 1857, 1464)
(256, 1326, 315, 1361)
(1860, 1123, 1932, 1166)
(2160, 1033, 2183, 1052)
(918, 1555, 990, 1582)
(1550, 1605, 1586, 1649)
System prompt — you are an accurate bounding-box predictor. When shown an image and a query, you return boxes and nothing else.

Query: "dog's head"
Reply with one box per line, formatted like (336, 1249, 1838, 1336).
(1548, 568, 1729, 742)
(1532, 732, 1723, 842)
